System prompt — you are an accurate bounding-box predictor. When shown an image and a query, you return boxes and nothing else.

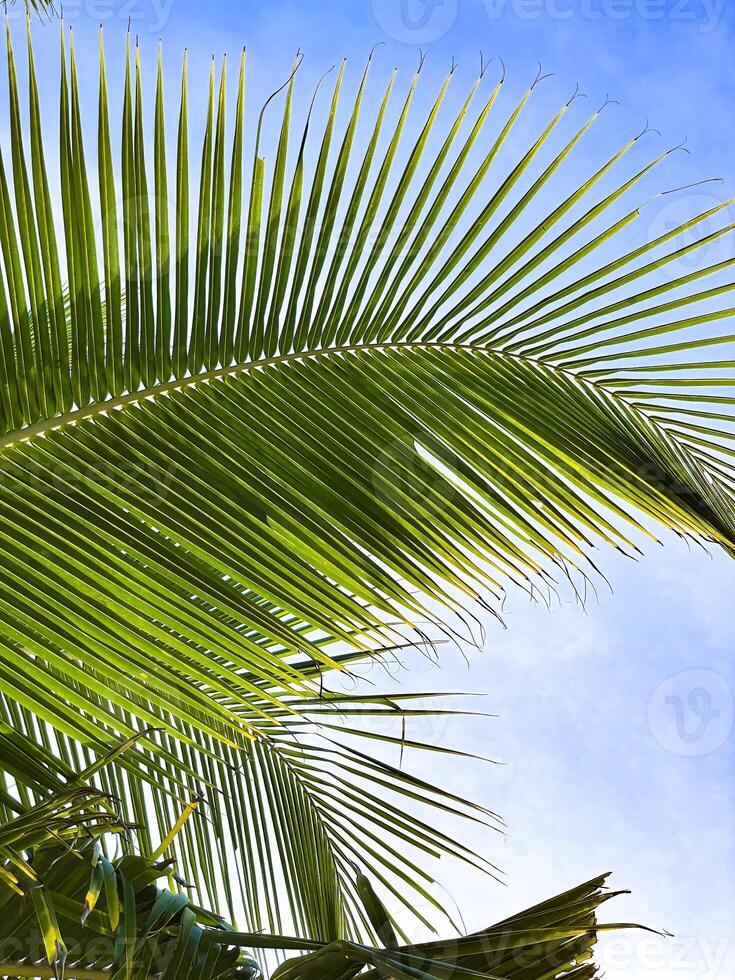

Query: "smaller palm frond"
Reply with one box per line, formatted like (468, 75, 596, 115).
(0, 840, 260, 979)
(0, 772, 654, 980)
(2, 670, 503, 947)
(216, 873, 659, 980)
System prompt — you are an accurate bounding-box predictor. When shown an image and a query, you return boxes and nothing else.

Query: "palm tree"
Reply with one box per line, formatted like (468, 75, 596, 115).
(0, 15, 733, 977)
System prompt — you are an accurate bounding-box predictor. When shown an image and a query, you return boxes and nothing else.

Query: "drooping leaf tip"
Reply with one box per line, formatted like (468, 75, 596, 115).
(597, 92, 620, 114)
(634, 117, 662, 141)
(566, 81, 587, 107)
(531, 62, 554, 89)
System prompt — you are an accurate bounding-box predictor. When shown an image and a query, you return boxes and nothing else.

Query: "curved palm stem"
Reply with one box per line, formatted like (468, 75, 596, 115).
(0, 340, 609, 446)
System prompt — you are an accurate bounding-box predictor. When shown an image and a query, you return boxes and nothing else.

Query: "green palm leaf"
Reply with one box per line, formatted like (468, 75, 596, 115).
(216, 873, 658, 980)
(0, 838, 260, 978)
(0, 19, 733, 945)
(0, 761, 651, 980)
(0, 792, 648, 980)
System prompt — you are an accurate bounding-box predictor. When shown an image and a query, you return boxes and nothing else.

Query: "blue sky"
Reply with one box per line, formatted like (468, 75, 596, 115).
(409, 540, 735, 980)
(6, 0, 735, 976)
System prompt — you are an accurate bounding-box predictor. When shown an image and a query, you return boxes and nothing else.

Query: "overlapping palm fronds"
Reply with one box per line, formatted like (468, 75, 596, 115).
(0, 17, 732, 943)
(217, 873, 658, 980)
(0, 775, 651, 980)
(0, 838, 261, 978)
(0, 747, 260, 977)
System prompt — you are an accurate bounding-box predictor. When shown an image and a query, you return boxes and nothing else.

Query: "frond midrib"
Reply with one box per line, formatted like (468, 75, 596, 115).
(0, 341, 597, 449)
(5, 336, 727, 547)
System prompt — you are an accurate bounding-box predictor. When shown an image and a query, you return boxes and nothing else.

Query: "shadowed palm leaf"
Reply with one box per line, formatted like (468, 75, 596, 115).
(0, 19, 732, 946)
(0, 756, 650, 980)
(0, 759, 649, 979)
(217, 874, 659, 980)
(0, 804, 647, 980)
(0, 840, 261, 978)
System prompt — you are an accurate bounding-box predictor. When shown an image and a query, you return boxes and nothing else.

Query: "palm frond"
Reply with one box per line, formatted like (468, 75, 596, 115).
(216, 873, 657, 980)
(0, 790, 649, 980)
(0, 839, 260, 978)
(0, 21, 733, 939)
(0, 765, 651, 980)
